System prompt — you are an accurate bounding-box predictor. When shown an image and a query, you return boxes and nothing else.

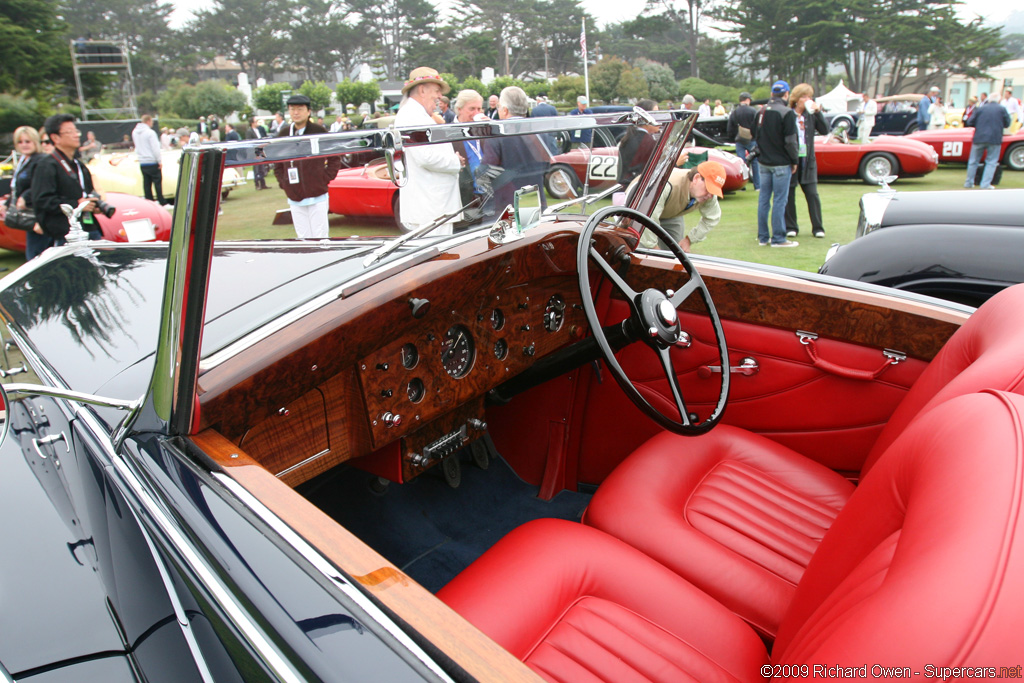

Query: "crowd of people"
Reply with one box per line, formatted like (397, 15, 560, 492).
(3, 71, 1021, 257)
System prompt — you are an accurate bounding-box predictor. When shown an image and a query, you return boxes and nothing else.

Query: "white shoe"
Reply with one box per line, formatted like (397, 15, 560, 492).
(771, 240, 799, 248)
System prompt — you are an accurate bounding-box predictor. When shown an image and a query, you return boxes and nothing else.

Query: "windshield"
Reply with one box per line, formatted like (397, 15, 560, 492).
(187, 109, 692, 359)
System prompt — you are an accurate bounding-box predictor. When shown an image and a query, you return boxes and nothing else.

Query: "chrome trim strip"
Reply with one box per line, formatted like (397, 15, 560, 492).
(274, 448, 330, 478)
(73, 409, 306, 683)
(131, 504, 218, 683)
(213, 473, 454, 682)
(4, 383, 138, 410)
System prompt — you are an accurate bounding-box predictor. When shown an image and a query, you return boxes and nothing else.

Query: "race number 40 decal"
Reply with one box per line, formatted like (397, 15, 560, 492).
(941, 141, 963, 158)
(588, 155, 618, 180)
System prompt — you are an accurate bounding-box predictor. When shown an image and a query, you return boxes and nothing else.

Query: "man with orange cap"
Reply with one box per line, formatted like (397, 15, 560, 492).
(638, 160, 726, 252)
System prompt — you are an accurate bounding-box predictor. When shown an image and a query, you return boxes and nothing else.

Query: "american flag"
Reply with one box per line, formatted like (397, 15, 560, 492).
(580, 20, 586, 57)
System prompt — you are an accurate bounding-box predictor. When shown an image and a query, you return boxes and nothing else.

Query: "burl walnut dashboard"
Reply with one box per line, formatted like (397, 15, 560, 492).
(201, 228, 617, 487)
(358, 278, 588, 475)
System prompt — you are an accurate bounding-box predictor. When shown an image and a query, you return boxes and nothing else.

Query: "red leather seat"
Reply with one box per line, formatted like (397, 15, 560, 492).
(584, 284, 1024, 637)
(440, 391, 1024, 683)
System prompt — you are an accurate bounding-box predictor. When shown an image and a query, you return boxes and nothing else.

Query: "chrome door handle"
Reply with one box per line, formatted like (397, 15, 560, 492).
(699, 357, 759, 378)
(0, 361, 27, 378)
(32, 431, 69, 459)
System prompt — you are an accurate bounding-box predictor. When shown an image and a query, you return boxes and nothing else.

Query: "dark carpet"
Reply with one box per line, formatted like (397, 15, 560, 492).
(298, 448, 592, 593)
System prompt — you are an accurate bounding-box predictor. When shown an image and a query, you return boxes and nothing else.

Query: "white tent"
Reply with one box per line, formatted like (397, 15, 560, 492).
(817, 80, 861, 114)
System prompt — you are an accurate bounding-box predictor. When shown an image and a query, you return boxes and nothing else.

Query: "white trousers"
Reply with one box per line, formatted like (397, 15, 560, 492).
(290, 200, 330, 239)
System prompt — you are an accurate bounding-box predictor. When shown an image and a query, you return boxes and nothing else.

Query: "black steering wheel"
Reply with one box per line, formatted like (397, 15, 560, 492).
(577, 206, 730, 435)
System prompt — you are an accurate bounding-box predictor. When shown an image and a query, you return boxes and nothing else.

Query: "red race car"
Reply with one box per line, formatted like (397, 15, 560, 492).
(0, 192, 172, 253)
(328, 158, 401, 226)
(814, 134, 939, 184)
(544, 145, 750, 199)
(906, 128, 1024, 171)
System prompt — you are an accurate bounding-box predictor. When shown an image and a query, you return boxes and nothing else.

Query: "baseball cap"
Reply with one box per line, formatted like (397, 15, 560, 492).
(697, 161, 726, 198)
(771, 80, 790, 94)
(286, 94, 312, 107)
(739, 92, 752, 101)
(577, 95, 589, 105)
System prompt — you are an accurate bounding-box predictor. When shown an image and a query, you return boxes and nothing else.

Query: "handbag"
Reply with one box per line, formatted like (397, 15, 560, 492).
(4, 205, 36, 231)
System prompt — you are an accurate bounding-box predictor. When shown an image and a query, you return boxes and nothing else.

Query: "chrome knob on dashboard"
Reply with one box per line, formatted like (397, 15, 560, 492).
(382, 412, 402, 428)
(467, 418, 488, 431)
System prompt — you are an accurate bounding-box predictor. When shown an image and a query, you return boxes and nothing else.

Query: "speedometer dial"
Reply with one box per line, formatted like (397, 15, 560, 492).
(441, 325, 475, 378)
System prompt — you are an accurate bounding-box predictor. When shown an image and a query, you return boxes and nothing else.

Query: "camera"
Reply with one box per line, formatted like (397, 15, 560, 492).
(87, 192, 116, 219)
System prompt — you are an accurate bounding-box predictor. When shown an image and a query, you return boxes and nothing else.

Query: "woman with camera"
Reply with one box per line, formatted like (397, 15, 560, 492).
(1, 126, 45, 236)
(29, 114, 106, 260)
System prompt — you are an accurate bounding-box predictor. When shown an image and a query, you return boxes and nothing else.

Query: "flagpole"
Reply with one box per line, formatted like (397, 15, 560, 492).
(581, 18, 589, 103)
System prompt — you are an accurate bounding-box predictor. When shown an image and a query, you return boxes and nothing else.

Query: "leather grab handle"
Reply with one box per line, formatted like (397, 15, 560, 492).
(803, 338, 895, 381)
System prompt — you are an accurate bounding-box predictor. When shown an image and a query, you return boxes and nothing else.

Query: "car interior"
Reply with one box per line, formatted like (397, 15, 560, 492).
(182, 117, 1022, 680)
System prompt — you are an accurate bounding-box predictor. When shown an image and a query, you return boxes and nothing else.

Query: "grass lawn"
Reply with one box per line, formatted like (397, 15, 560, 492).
(692, 165, 1024, 273)
(2, 162, 1021, 282)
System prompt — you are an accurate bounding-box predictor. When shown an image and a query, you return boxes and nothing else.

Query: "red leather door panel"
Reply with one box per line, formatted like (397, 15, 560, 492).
(577, 299, 927, 485)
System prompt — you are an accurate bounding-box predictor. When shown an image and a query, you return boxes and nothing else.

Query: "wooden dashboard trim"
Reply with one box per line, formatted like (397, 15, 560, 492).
(630, 254, 969, 360)
(193, 429, 543, 683)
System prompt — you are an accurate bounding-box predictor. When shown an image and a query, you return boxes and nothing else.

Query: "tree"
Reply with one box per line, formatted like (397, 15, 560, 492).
(298, 80, 333, 113)
(283, 0, 369, 82)
(156, 78, 246, 119)
(637, 59, 678, 101)
(348, 0, 438, 81)
(335, 79, 381, 110)
(0, 0, 73, 95)
(550, 74, 584, 104)
(642, 0, 717, 79)
(60, 0, 176, 94)
(253, 82, 293, 114)
(590, 56, 647, 102)
(188, 0, 293, 83)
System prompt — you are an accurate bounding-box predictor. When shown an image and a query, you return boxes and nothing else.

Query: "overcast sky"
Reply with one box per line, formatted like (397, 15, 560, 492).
(168, 0, 1015, 34)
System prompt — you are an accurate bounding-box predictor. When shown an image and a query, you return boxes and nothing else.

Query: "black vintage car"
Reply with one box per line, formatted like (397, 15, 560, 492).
(819, 188, 1024, 307)
(1, 109, 1021, 682)
(825, 94, 926, 136)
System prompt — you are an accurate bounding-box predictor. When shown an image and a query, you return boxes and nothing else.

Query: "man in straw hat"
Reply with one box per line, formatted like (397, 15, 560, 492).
(394, 67, 464, 235)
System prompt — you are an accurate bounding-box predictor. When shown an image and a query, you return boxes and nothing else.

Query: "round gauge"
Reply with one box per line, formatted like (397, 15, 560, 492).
(493, 338, 508, 360)
(441, 324, 475, 378)
(544, 294, 566, 333)
(490, 308, 505, 331)
(401, 343, 419, 369)
(407, 377, 425, 403)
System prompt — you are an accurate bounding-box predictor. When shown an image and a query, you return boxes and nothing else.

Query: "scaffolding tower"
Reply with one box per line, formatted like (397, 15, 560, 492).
(70, 39, 140, 121)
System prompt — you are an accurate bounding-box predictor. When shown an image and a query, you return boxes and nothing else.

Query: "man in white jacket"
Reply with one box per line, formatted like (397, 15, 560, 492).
(132, 114, 166, 204)
(394, 67, 463, 235)
(857, 92, 877, 144)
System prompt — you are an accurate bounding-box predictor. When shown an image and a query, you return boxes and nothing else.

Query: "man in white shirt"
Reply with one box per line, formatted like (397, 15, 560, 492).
(329, 115, 345, 133)
(857, 92, 877, 143)
(394, 66, 463, 234)
(132, 114, 166, 204)
(1000, 88, 1021, 132)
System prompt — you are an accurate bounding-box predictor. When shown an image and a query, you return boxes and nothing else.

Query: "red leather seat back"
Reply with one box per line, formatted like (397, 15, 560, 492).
(775, 390, 1024, 665)
(862, 284, 1024, 476)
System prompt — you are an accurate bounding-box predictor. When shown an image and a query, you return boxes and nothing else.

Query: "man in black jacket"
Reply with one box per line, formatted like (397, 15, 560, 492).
(752, 80, 799, 247)
(273, 94, 342, 238)
(726, 92, 759, 190)
(29, 114, 102, 260)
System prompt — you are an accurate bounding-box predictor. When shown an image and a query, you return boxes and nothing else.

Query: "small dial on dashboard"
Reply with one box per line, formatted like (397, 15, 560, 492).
(441, 324, 475, 378)
(493, 338, 508, 360)
(407, 377, 425, 403)
(544, 294, 566, 332)
(401, 343, 419, 369)
(490, 308, 505, 331)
